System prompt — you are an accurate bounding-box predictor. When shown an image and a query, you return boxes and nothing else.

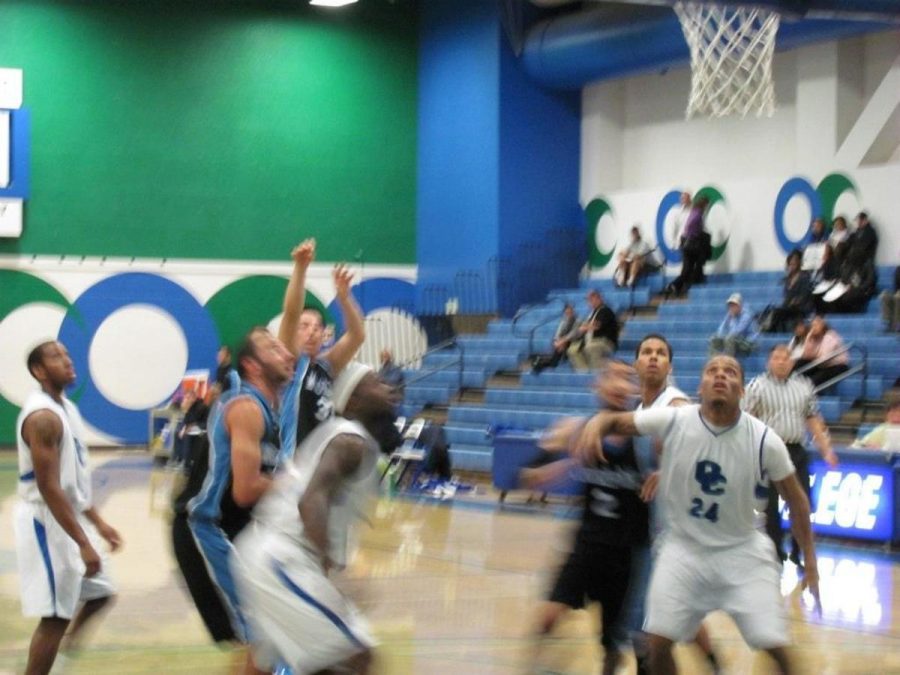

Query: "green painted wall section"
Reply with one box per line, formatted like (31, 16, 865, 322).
(204, 275, 329, 355)
(0, 0, 417, 263)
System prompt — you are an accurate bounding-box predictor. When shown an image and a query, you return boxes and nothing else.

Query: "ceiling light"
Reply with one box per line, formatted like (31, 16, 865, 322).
(309, 0, 358, 7)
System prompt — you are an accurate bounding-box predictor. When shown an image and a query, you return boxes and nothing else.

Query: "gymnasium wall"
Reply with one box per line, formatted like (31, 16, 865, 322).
(0, 0, 426, 446)
(0, 0, 418, 263)
(581, 31, 900, 276)
(0, 259, 420, 446)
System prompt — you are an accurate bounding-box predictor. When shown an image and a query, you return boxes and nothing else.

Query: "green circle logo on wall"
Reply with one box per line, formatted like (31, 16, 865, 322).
(204, 275, 329, 354)
(695, 186, 730, 262)
(584, 197, 617, 269)
(0, 270, 74, 440)
(816, 173, 858, 223)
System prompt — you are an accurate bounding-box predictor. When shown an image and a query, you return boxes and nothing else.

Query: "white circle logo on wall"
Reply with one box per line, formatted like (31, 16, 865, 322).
(89, 305, 189, 410)
(0, 302, 68, 406)
(357, 308, 427, 369)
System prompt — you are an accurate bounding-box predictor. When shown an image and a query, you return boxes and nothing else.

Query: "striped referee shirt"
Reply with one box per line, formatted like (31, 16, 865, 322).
(742, 372, 819, 444)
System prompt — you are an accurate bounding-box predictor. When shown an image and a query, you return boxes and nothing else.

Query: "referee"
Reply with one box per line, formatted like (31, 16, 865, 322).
(743, 344, 838, 567)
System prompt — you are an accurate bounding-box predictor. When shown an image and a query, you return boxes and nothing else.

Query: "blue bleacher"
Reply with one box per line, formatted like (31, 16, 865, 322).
(411, 265, 897, 472)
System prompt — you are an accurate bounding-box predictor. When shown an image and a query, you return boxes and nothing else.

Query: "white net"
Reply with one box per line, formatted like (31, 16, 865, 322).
(674, 2, 780, 118)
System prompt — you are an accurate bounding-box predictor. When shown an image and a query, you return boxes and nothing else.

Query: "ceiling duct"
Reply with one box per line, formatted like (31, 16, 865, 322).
(522, 2, 897, 89)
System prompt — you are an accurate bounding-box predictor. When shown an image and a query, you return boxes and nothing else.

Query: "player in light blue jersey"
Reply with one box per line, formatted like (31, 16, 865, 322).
(187, 327, 294, 649)
(277, 239, 365, 457)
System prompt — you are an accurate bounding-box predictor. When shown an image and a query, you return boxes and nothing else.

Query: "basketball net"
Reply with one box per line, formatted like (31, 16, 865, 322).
(674, 2, 780, 118)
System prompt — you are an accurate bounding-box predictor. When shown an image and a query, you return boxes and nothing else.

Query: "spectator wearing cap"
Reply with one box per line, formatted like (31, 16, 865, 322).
(709, 293, 757, 356)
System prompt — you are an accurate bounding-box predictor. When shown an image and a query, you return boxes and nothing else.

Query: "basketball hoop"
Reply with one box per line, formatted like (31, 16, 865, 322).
(674, 2, 780, 119)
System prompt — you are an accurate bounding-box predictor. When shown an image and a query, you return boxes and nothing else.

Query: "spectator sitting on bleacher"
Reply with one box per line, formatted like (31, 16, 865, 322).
(880, 266, 900, 333)
(815, 213, 878, 314)
(763, 250, 813, 333)
(792, 315, 849, 389)
(851, 400, 900, 451)
(801, 218, 829, 273)
(614, 226, 653, 288)
(787, 319, 809, 360)
(532, 303, 578, 374)
(827, 216, 850, 258)
(709, 293, 757, 356)
(567, 290, 619, 371)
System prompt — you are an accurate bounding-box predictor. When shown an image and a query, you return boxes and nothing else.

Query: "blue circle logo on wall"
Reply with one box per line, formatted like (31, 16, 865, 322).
(58, 273, 220, 442)
(773, 173, 857, 253)
(656, 190, 685, 264)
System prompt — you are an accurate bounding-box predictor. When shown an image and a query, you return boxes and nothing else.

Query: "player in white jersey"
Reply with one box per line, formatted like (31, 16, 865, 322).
(233, 362, 397, 674)
(578, 354, 819, 675)
(625, 334, 719, 674)
(14, 341, 121, 675)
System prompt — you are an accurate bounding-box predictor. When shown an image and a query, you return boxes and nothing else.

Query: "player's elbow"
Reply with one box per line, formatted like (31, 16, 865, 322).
(231, 484, 258, 508)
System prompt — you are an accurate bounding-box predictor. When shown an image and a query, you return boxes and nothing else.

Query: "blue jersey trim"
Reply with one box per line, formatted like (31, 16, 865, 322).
(19, 470, 35, 481)
(33, 518, 57, 615)
(697, 410, 742, 437)
(271, 559, 366, 650)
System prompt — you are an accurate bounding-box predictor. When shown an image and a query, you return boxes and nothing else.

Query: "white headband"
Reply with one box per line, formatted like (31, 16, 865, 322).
(331, 362, 374, 414)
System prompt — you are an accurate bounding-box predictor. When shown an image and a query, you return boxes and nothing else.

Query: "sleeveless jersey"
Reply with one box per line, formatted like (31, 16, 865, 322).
(279, 356, 331, 457)
(635, 404, 794, 548)
(252, 417, 379, 568)
(188, 383, 281, 525)
(573, 433, 649, 547)
(16, 390, 91, 511)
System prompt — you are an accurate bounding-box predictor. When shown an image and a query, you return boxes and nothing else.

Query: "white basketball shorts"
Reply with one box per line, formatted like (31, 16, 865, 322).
(233, 526, 375, 674)
(13, 501, 116, 620)
(644, 532, 788, 649)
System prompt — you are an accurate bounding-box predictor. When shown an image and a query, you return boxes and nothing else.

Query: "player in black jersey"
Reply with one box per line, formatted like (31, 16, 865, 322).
(530, 361, 647, 675)
(277, 239, 366, 453)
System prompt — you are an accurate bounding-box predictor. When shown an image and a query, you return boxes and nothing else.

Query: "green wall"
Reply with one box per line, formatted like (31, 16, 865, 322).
(0, 0, 417, 263)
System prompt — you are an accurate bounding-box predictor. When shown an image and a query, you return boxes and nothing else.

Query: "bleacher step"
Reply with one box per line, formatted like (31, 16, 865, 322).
(486, 373, 522, 389)
(457, 390, 485, 405)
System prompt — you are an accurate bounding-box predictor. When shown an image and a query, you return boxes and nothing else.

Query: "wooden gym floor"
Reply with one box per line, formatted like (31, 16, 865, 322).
(0, 452, 897, 674)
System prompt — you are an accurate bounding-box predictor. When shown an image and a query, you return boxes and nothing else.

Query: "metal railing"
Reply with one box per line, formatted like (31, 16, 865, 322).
(510, 297, 565, 355)
(794, 341, 869, 418)
(401, 338, 466, 395)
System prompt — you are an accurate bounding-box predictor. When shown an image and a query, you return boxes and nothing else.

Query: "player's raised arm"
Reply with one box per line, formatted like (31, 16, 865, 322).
(279, 238, 316, 358)
(321, 264, 365, 376)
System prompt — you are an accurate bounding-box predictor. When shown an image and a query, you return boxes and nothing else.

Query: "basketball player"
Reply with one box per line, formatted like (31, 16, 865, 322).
(187, 327, 296, 642)
(625, 334, 719, 674)
(278, 238, 366, 455)
(233, 363, 397, 674)
(578, 354, 820, 675)
(529, 361, 646, 675)
(14, 341, 121, 675)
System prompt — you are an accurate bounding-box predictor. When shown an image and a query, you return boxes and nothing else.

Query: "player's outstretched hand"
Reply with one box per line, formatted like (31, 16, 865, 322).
(333, 263, 354, 299)
(80, 542, 102, 577)
(291, 238, 316, 268)
(97, 522, 123, 552)
(801, 565, 822, 617)
(576, 412, 610, 463)
(540, 417, 584, 453)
